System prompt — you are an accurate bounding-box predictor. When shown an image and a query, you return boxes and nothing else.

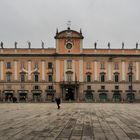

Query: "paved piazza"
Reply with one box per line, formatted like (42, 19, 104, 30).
(0, 103, 140, 140)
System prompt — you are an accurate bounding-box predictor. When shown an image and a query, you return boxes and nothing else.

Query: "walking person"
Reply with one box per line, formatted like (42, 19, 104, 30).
(55, 96, 61, 109)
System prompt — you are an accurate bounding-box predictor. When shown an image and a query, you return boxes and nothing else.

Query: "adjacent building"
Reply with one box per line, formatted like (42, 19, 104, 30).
(0, 27, 140, 102)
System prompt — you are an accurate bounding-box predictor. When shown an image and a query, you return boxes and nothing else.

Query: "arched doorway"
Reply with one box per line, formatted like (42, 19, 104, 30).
(19, 92, 27, 102)
(113, 92, 121, 102)
(5, 93, 13, 102)
(99, 93, 107, 102)
(127, 93, 135, 102)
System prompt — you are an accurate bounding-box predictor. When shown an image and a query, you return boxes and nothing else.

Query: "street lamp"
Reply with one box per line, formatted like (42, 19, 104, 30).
(128, 63, 133, 103)
(51, 64, 54, 102)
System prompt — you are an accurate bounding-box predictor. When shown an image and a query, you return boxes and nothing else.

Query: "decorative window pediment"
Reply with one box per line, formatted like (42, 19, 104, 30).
(66, 71, 73, 74)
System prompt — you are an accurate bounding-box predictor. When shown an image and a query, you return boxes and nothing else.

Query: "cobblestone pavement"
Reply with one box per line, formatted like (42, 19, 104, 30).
(0, 103, 140, 140)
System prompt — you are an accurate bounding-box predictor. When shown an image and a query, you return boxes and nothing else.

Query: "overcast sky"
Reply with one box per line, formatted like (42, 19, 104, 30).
(0, 0, 140, 49)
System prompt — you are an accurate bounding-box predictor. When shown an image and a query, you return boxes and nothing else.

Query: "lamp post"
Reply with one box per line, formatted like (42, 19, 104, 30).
(51, 64, 54, 102)
(128, 63, 133, 103)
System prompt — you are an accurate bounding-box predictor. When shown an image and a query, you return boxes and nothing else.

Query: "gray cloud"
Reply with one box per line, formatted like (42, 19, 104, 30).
(0, 0, 140, 48)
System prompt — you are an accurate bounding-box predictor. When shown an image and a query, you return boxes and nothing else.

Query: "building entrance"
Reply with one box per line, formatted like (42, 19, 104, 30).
(65, 87, 75, 100)
(5, 93, 13, 102)
(33, 93, 41, 102)
(19, 93, 27, 102)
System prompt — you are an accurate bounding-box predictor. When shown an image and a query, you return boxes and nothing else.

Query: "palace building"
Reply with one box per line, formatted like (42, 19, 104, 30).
(0, 27, 140, 102)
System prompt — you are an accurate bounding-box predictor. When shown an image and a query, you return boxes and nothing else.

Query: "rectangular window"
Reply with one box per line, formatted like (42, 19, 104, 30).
(35, 62, 39, 69)
(67, 60, 72, 69)
(67, 73, 72, 81)
(114, 74, 119, 82)
(101, 86, 105, 90)
(48, 62, 52, 69)
(129, 85, 132, 90)
(114, 62, 119, 70)
(48, 85, 53, 90)
(6, 74, 11, 82)
(115, 86, 119, 89)
(101, 74, 105, 82)
(7, 62, 11, 69)
(87, 85, 91, 90)
(86, 62, 91, 69)
(21, 85, 24, 89)
(35, 74, 39, 82)
(129, 62, 133, 67)
(20, 74, 25, 82)
(48, 75, 53, 82)
(128, 75, 132, 82)
(35, 85, 39, 90)
(20, 62, 24, 69)
(100, 62, 105, 69)
(87, 75, 91, 82)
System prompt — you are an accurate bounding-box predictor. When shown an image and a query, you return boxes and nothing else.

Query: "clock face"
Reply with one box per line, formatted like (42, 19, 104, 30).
(66, 43, 72, 49)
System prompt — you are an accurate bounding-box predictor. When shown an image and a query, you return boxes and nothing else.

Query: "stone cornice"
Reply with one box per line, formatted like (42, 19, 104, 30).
(0, 53, 140, 57)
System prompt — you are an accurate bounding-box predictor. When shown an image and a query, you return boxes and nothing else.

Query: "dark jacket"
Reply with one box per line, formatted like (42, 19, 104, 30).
(55, 98, 61, 104)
